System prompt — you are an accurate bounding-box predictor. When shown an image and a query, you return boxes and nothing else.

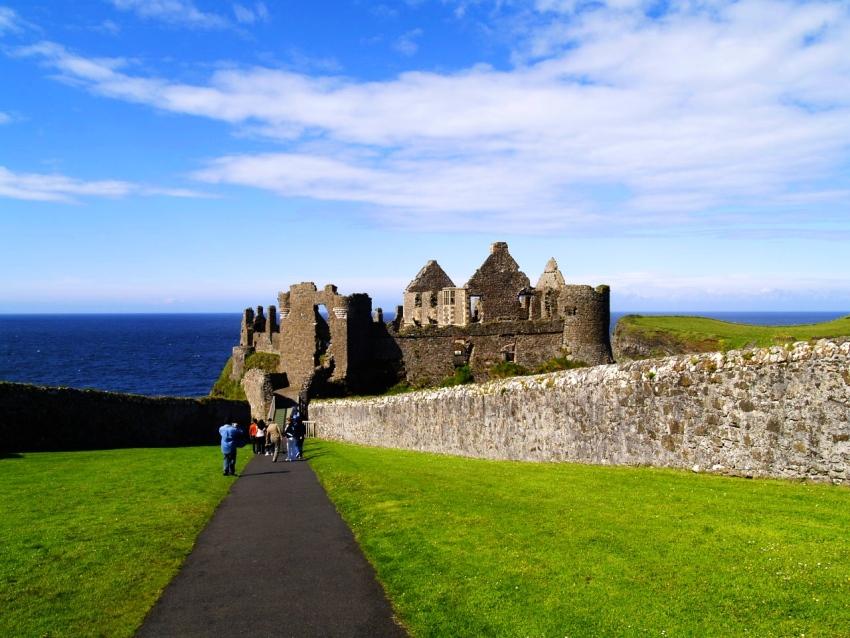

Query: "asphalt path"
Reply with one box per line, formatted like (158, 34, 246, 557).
(136, 451, 407, 637)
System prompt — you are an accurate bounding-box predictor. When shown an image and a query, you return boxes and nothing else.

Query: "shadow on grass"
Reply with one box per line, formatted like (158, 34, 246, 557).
(0, 452, 24, 459)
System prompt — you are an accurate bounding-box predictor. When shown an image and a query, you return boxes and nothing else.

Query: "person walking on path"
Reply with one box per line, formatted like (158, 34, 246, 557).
(248, 419, 260, 454)
(293, 415, 306, 460)
(284, 417, 299, 462)
(219, 422, 240, 476)
(266, 420, 283, 462)
(254, 421, 266, 456)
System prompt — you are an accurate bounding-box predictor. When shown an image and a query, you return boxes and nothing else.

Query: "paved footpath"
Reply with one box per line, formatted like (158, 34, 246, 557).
(136, 453, 407, 638)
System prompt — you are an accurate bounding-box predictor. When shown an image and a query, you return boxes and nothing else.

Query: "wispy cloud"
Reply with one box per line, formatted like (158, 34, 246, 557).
(232, 2, 269, 25)
(92, 19, 122, 35)
(394, 28, 423, 56)
(13, 0, 850, 234)
(0, 5, 24, 34)
(599, 270, 850, 310)
(0, 165, 209, 202)
(108, 0, 230, 30)
(0, 111, 10, 124)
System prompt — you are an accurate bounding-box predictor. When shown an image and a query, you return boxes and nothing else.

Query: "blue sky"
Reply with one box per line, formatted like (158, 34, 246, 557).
(0, 0, 848, 313)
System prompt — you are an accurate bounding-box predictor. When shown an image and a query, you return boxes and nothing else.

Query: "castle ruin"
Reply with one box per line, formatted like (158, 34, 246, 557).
(232, 242, 613, 412)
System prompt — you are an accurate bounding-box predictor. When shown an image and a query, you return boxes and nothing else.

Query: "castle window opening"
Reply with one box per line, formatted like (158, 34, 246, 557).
(442, 289, 455, 306)
(314, 304, 332, 365)
(414, 293, 422, 308)
(469, 295, 482, 322)
(429, 292, 438, 308)
(544, 291, 557, 318)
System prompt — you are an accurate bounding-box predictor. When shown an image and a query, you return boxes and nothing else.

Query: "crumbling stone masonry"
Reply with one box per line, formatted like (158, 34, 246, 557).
(232, 242, 614, 408)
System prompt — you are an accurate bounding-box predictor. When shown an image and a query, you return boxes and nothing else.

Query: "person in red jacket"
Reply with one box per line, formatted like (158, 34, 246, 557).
(248, 419, 260, 454)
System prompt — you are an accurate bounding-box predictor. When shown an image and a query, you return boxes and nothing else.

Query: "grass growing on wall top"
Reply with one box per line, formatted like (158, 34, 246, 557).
(210, 357, 245, 400)
(244, 351, 280, 374)
(210, 351, 280, 400)
(0, 447, 249, 637)
(439, 364, 474, 387)
(488, 356, 588, 379)
(308, 439, 850, 637)
(618, 314, 850, 354)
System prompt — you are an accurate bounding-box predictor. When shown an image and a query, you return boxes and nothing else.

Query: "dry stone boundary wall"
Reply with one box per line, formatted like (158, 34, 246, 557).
(311, 340, 850, 483)
(0, 382, 250, 452)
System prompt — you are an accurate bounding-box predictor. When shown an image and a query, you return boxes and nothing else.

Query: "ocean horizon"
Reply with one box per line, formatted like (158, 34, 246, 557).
(1, 311, 847, 398)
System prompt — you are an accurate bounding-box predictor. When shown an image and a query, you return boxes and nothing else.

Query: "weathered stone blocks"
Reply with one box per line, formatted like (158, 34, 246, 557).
(312, 339, 850, 483)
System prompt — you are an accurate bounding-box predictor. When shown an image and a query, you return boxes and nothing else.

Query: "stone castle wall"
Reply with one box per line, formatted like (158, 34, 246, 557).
(393, 320, 566, 385)
(310, 340, 850, 483)
(465, 241, 531, 322)
(0, 382, 249, 452)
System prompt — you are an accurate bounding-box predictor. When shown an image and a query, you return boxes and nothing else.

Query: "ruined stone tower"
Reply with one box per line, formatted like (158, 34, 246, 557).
(232, 241, 613, 414)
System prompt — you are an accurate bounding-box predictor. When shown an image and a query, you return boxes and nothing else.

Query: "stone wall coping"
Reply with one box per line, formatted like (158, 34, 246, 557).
(314, 338, 850, 408)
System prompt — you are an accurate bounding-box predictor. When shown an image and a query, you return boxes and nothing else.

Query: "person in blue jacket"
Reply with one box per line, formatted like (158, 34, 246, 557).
(219, 422, 240, 476)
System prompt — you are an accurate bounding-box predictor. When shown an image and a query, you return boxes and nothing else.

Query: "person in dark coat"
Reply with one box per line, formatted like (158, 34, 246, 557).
(284, 417, 299, 462)
(293, 416, 306, 459)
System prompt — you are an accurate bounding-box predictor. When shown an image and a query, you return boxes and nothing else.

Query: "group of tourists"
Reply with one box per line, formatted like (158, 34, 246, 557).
(218, 410, 306, 476)
(248, 414, 306, 463)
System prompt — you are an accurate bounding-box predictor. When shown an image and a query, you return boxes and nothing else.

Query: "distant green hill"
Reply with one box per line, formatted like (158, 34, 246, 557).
(613, 314, 850, 359)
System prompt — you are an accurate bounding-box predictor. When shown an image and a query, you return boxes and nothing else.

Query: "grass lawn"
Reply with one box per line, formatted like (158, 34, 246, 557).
(0, 447, 249, 638)
(616, 314, 850, 354)
(308, 440, 850, 637)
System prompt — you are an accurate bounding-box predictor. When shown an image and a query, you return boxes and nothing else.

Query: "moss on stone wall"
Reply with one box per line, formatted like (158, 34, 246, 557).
(533, 356, 588, 374)
(210, 352, 280, 401)
(488, 361, 530, 378)
(439, 365, 474, 387)
(488, 357, 586, 380)
(244, 351, 280, 374)
(210, 358, 246, 401)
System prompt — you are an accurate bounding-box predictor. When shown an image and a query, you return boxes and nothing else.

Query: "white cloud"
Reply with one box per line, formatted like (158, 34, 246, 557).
(93, 19, 122, 35)
(232, 2, 269, 25)
(600, 270, 850, 310)
(0, 5, 23, 34)
(394, 28, 424, 56)
(0, 166, 133, 202)
(108, 0, 229, 29)
(0, 166, 209, 202)
(0, 112, 10, 124)
(15, 1, 850, 233)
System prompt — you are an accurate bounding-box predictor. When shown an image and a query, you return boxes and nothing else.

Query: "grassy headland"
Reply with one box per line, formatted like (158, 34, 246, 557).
(308, 439, 850, 637)
(0, 447, 249, 637)
(614, 314, 850, 359)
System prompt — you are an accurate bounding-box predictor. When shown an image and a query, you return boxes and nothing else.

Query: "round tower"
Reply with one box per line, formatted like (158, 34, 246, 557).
(560, 285, 614, 365)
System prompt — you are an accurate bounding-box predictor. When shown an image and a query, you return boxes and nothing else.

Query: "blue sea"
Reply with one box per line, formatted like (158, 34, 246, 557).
(0, 311, 846, 397)
(0, 314, 240, 397)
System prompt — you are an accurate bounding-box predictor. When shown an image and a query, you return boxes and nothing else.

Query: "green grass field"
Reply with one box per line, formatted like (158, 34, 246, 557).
(308, 440, 850, 637)
(616, 314, 850, 354)
(0, 447, 248, 638)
